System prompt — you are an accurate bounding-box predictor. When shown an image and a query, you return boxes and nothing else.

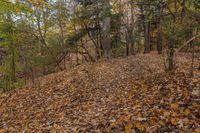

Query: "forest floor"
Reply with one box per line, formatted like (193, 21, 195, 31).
(0, 53, 200, 133)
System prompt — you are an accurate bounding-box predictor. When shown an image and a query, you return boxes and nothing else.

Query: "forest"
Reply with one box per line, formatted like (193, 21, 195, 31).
(0, 0, 200, 132)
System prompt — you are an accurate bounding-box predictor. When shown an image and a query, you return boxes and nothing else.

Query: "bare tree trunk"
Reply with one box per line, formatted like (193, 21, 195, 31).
(11, 45, 16, 82)
(157, 28, 163, 54)
(126, 31, 130, 56)
(30, 67, 35, 87)
(157, 4, 163, 54)
(144, 21, 150, 53)
(102, 0, 111, 59)
(166, 0, 177, 72)
(96, 21, 101, 60)
(99, 22, 103, 58)
(167, 37, 175, 72)
(130, 1, 135, 55)
(9, 30, 16, 83)
(190, 42, 195, 77)
(181, 0, 186, 21)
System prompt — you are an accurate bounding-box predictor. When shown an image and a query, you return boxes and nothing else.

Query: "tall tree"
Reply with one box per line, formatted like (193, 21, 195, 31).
(102, 0, 111, 58)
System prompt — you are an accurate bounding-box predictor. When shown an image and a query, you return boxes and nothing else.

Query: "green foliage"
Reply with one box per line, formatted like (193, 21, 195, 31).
(194, 0, 200, 8)
(0, 0, 199, 91)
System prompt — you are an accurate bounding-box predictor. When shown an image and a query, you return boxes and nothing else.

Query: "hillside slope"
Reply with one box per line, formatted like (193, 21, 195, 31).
(0, 53, 200, 132)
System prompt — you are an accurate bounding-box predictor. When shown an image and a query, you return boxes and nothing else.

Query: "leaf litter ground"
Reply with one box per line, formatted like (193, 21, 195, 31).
(0, 53, 199, 132)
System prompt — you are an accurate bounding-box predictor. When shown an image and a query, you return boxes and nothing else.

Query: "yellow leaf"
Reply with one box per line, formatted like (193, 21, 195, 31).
(194, 128, 200, 133)
(135, 122, 145, 131)
(170, 103, 179, 109)
(163, 110, 170, 117)
(0, 129, 5, 133)
(184, 109, 191, 116)
(125, 123, 133, 133)
(183, 90, 189, 97)
(15, 8, 20, 13)
(159, 120, 165, 126)
(170, 118, 178, 125)
(126, 114, 132, 120)
(133, 104, 141, 110)
(192, 102, 200, 110)
(171, 112, 178, 117)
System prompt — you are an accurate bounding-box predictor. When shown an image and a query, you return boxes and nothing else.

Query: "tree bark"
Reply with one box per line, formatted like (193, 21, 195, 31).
(166, 0, 177, 72)
(167, 37, 175, 72)
(157, 4, 163, 54)
(144, 21, 150, 53)
(130, 1, 135, 55)
(190, 42, 195, 77)
(157, 28, 163, 54)
(102, 0, 111, 59)
(126, 31, 130, 56)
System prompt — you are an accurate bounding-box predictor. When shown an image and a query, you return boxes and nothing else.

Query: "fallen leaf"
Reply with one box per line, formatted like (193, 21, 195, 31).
(194, 128, 200, 133)
(171, 118, 178, 125)
(125, 123, 133, 133)
(170, 103, 179, 109)
(135, 122, 145, 131)
(183, 109, 191, 116)
(146, 125, 158, 133)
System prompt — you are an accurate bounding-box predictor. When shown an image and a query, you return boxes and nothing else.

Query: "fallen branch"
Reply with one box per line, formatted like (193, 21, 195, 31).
(175, 34, 200, 53)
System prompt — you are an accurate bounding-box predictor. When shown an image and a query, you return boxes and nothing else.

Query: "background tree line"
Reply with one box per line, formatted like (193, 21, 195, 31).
(0, 0, 200, 90)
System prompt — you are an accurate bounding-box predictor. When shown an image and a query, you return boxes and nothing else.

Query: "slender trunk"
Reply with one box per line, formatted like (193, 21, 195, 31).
(166, 0, 177, 72)
(167, 37, 175, 72)
(144, 21, 150, 53)
(181, 0, 186, 21)
(126, 31, 130, 56)
(96, 21, 101, 59)
(188, 30, 193, 48)
(98, 20, 103, 58)
(190, 42, 195, 77)
(130, 1, 135, 55)
(157, 5, 163, 54)
(64, 56, 66, 69)
(102, 0, 111, 59)
(9, 30, 16, 83)
(30, 67, 35, 87)
(11, 46, 16, 82)
(130, 33, 135, 55)
(76, 45, 79, 65)
(157, 30, 162, 54)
